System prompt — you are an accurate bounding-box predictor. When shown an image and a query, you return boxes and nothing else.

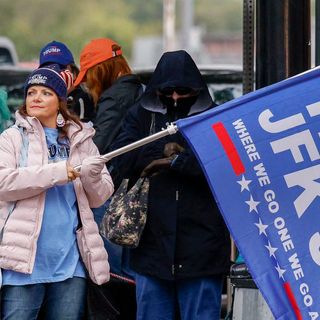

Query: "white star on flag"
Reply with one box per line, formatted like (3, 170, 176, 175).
(265, 241, 278, 258)
(275, 263, 286, 280)
(255, 218, 268, 236)
(237, 175, 252, 192)
(245, 195, 260, 213)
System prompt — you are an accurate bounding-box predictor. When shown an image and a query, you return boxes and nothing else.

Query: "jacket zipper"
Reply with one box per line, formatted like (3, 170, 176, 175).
(172, 189, 179, 276)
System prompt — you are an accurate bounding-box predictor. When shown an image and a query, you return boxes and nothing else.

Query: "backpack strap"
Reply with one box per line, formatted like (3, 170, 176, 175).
(11, 125, 29, 167)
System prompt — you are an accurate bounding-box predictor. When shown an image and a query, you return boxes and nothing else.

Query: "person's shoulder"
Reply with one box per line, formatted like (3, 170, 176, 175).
(126, 101, 148, 118)
(69, 87, 93, 103)
(2, 125, 23, 137)
(117, 74, 141, 86)
(0, 125, 24, 152)
(67, 120, 94, 140)
(104, 74, 142, 96)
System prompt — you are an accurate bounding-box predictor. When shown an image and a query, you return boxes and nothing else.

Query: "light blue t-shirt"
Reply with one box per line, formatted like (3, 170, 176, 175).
(3, 127, 86, 285)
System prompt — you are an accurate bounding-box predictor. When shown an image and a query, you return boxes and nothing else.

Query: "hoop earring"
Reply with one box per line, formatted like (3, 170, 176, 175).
(56, 111, 66, 127)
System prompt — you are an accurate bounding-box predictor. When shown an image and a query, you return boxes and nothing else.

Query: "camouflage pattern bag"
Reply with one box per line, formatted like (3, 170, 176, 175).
(100, 177, 149, 248)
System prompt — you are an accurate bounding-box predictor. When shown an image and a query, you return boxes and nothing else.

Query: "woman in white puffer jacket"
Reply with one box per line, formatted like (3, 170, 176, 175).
(0, 64, 114, 319)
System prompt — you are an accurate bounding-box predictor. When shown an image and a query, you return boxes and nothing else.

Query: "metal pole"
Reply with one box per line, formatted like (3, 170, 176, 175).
(256, 0, 311, 89)
(243, 0, 255, 94)
(74, 123, 178, 171)
(163, 0, 176, 51)
(181, 0, 194, 51)
(316, 0, 320, 65)
(230, 0, 255, 313)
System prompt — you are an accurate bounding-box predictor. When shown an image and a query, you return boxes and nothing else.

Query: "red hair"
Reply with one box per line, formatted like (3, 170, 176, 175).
(85, 46, 132, 105)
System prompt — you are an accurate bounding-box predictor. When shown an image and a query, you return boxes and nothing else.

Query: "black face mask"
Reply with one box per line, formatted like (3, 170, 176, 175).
(159, 95, 199, 121)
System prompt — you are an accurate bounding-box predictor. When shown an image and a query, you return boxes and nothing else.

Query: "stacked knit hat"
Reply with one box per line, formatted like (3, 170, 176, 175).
(24, 64, 74, 100)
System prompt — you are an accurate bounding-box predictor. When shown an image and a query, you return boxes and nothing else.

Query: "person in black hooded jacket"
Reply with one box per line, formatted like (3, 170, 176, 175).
(111, 50, 231, 320)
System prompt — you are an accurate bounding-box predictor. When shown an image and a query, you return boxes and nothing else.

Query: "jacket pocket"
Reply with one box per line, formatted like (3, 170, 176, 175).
(76, 227, 95, 283)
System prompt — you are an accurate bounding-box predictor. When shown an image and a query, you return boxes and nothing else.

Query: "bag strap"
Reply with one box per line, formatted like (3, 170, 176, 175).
(149, 112, 156, 135)
(110, 272, 136, 285)
(0, 125, 29, 242)
(11, 125, 29, 168)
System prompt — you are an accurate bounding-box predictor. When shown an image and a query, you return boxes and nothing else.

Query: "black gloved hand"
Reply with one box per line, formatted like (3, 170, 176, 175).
(163, 142, 184, 158)
(140, 158, 172, 177)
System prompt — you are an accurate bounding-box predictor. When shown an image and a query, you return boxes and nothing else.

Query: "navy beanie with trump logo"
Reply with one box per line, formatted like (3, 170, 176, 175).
(39, 41, 75, 67)
(24, 64, 73, 100)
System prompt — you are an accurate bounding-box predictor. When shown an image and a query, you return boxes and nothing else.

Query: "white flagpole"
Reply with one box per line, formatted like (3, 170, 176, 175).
(74, 123, 179, 171)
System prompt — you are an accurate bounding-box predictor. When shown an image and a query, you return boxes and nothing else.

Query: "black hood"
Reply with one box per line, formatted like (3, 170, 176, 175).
(141, 50, 213, 115)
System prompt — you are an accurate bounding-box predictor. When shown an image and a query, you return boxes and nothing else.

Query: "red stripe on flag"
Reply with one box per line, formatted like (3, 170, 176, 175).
(284, 282, 303, 320)
(212, 122, 245, 175)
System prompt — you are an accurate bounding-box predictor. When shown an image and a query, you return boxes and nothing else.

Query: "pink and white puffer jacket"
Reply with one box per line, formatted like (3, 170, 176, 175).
(0, 112, 114, 285)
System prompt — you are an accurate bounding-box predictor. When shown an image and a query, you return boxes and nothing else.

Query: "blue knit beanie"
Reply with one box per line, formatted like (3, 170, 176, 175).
(24, 64, 68, 100)
(39, 41, 75, 67)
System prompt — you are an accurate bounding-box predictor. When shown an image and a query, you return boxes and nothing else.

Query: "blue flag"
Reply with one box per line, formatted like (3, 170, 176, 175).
(177, 67, 320, 320)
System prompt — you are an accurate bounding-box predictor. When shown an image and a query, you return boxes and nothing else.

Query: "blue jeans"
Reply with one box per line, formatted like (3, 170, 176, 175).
(1, 277, 87, 320)
(135, 274, 223, 320)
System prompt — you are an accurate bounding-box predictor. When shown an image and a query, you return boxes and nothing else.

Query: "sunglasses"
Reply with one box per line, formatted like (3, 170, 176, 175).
(159, 87, 195, 96)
